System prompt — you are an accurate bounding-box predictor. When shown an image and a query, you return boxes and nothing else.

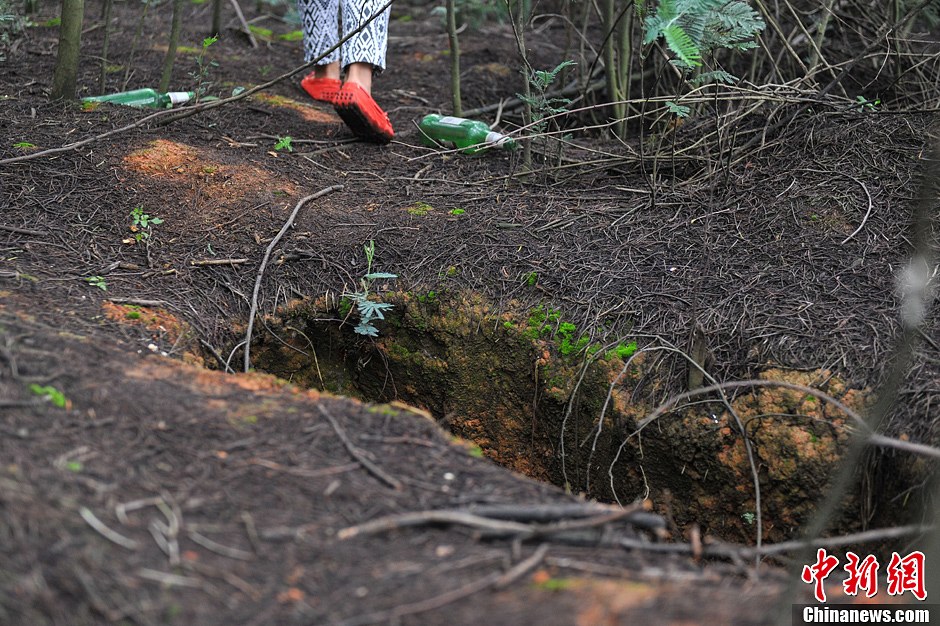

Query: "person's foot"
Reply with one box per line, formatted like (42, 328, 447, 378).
(300, 74, 341, 104)
(332, 82, 394, 144)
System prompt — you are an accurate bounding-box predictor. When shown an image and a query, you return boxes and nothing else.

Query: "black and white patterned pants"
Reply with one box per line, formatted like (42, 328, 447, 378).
(297, 0, 390, 71)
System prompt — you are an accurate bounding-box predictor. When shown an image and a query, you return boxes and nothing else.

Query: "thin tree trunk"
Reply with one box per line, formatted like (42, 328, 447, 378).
(211, 0, 222, 36)
(99, 0, 113, 92)
(159, 0, 184, 93)
(446, 0, 462, 116)
(602, 0, 624, 137)
(122, 0, 152, 90)
(508, 0, 532, 172)
(50, 0, 85, 100)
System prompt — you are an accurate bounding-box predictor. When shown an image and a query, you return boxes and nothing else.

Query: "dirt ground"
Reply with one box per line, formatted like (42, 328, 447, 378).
(1, 0, 939, 623)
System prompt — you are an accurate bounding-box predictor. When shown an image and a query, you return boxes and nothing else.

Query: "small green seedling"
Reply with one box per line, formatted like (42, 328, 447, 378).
(85, 276, 107, 291)
(666, 101, 691, 118)
(13, 141, 36, 149)
(342, 240, 397, 337)
(130, 205, 164, 242)
(855, 95, 880, 112)
(190, 35, 219, 101)
(274, 136, 294, 152)
(29, 383, 69, 408)
(449, 208, 465, 216)
(742, 511, 756, 525)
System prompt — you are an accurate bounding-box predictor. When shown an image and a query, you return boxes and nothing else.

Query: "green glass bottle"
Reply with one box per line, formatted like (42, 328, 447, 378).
(82, 88, 195, 109)
(418, 114, 516, 154)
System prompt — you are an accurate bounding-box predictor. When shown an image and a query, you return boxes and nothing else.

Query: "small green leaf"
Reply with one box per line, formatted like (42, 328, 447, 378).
(66, 461, 83, 472)
(29, 384, 68, 408)
(85, 276, 107, 291)
(665, 101, 691, 118)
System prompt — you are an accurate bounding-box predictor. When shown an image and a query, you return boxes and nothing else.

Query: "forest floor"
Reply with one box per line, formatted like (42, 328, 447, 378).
(1, 0, 938, 623)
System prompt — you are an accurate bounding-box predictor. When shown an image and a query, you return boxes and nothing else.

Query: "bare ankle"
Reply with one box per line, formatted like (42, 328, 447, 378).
(314, 62, 340, 80)
(344, 63, 374, 94)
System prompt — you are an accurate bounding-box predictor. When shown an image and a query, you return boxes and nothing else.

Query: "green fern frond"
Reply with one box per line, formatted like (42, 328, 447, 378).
(713, 1, 763, 31)
(676, 0, 723, 13)
(663, 24, 702, 67)
(690, 69, 737, 85)
(679, 9, 709, 45)
(657, 0, 678, 21)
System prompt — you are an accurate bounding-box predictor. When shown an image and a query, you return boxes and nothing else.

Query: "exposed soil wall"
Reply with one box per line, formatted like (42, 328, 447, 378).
(250, 290, 899, 544)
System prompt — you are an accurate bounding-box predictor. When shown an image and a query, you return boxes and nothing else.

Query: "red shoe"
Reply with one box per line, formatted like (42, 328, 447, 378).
(332, 82, 394, 144)
(301, 75, 341, 104)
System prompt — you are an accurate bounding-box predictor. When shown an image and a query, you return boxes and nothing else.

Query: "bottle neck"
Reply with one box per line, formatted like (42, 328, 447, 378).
(484, 131, 514, 150)
(166, 92, 194, 105)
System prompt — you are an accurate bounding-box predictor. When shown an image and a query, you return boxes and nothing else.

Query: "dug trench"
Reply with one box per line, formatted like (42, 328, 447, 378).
(248, 288, 914, 546)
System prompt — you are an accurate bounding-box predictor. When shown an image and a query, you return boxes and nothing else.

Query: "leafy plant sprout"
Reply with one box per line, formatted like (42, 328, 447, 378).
(518, 60, 576, 165)
(85, 275, 107, 291)
(274, 136, 293, 152)
(29, 383, 69, 408)
(855, 95, 880, 112)
(342, 240, 397, 337)
(189, 34, 218, 102)
(130, 205, 163, 242)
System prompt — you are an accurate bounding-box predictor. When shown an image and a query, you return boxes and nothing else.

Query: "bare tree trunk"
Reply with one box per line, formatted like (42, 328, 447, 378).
(211, 0, 222, 36)
(50, 0, 85, 100)
(159, 0, 184, 93)
(446, 0, 461, 116)
(508, 0, 532, 172)
(99, 0, 113, 92)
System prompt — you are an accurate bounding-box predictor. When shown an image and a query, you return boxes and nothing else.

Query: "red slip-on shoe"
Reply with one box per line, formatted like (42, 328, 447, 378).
(301, 75, 342, 104)
(332, 82, 394, 144)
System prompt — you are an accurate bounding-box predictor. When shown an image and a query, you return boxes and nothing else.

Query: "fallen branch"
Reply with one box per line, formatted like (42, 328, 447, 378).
(339, 502, 653, 540)
(339, 510, 535, 540)
(629, 378, 940, 459)
(80, 506, 139, 550)
(188, 530, 253, 561)
(494, 544, 549, 589)
(227, 0, 257, 48)
(0, 224, 48, 236)
(319, 405, 403, 491)
(243, 185, 342, 373)
(190, 258, 249, 266)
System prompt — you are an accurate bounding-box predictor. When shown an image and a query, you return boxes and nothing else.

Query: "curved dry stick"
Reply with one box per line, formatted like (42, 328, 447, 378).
(243, 186, 342, 373)
(634, 379, 866, 436)
(794, 168, 874, 245)
(600, 341, 765, 568)
(320, 404, 402, 491)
